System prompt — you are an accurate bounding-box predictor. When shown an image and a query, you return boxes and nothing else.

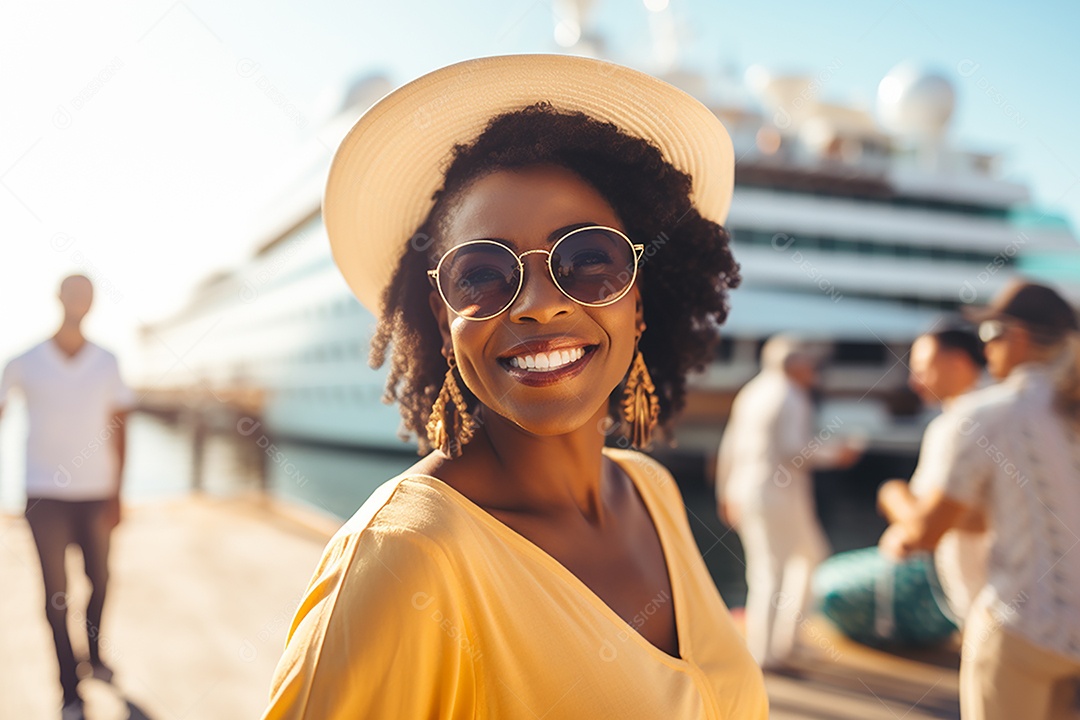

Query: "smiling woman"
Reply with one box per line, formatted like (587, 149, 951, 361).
(261, 54, 767, 720)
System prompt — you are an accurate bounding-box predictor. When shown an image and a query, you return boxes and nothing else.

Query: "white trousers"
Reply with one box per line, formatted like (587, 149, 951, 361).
(961, 605, 1080, 720)
(735, 487, 830, 668)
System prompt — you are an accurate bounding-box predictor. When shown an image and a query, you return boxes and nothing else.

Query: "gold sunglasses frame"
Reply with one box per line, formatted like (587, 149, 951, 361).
(426, 225, 645, 321)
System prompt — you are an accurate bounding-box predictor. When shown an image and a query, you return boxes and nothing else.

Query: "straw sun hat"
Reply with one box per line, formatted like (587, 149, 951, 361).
(323, 53, 735, 315)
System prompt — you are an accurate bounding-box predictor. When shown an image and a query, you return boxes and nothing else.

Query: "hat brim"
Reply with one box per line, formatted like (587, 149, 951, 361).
(323, 53, 735, 315)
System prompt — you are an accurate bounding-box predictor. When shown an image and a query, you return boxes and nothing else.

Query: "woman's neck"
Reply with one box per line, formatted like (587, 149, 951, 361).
(465, 402, 616, 528)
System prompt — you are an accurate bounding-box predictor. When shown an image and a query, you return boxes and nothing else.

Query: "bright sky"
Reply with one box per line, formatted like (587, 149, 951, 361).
(3, 0, 1079, 370)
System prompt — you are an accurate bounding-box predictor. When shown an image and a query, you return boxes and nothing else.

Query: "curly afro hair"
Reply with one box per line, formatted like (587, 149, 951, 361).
(370, 102, 740, 451)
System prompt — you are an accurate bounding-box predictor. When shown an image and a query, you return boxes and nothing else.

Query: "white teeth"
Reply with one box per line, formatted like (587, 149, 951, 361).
(507, 346, 587, 372)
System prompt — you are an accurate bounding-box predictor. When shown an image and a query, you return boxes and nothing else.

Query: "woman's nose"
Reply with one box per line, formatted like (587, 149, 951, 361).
(508, 253, 575, 324)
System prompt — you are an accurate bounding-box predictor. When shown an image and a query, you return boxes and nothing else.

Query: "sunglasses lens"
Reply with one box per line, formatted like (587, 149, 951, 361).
(438, 242, 520, 319)
(551, 228, 637, 305)
(979, 320, 1005, 343)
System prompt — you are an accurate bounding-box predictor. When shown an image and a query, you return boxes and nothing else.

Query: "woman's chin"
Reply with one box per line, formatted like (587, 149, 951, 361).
(484, 404, 611, 443)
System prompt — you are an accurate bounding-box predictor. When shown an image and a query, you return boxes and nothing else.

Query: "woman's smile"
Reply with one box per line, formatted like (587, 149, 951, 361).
(497, 338, 600, 386)
(505, 346, 586, 372)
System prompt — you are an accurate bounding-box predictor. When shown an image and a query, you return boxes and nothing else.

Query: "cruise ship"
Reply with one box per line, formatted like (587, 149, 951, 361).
(137, 46, 1080, 458)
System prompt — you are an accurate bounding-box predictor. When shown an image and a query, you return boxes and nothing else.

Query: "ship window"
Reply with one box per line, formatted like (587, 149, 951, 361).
(716, 337, 735, 362)
(746, 229, 766, 245)
(832, 342, 887, 365)
(725, 228, 1011, 268)
(732, 183, 998, 216)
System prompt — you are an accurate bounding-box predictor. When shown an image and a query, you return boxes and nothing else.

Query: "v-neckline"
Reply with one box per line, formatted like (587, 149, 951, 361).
(409, 449, 691, 669)
(47, 338, 92, 367)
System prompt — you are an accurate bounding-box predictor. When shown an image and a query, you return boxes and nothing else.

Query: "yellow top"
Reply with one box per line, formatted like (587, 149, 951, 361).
(261, 447, 768, 719)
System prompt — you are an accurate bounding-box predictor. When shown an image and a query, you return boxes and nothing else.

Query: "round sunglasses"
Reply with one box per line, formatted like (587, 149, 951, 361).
(427, 225, 645, 321)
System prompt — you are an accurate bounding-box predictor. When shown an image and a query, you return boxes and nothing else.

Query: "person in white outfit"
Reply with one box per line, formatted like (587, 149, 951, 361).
(716, 335, 859, 670)
(0, 274, 134, 719)
(878, 324, 990, 625)
(880, 281, 1080, 720)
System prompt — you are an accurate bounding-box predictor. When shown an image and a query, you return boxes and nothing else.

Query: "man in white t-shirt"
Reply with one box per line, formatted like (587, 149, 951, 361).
(880, 281, 1080, 720)
(878, 324, 990, 624)
(0, 274, 135, 717)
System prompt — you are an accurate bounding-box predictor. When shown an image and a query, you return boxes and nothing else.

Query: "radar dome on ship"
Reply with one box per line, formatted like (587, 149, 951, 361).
(876, 63, 955, 137)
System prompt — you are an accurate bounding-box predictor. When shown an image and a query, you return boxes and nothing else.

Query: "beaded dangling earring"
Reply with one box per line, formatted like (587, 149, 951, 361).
(622, 346, 659, 450)
(426, 353, 477, 458)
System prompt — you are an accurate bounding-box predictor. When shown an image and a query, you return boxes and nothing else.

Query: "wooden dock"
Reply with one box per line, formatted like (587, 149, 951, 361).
(0, 495, 334, 720)
(0, 495, 958, 719)
(764, 627, 960, 719)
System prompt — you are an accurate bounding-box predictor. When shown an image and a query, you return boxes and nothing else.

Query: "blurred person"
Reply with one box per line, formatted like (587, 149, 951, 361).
(879, 281, 1080, 720)
(0, 274, 134, 719)
(816, 325, 989, 649)
(878, 324, 990, 624)
(716, 334, 860, 670)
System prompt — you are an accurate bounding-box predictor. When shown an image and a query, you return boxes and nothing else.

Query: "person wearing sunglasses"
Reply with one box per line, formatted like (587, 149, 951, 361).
(261, 55, 767, 719)
(879, 280, 1080, 720)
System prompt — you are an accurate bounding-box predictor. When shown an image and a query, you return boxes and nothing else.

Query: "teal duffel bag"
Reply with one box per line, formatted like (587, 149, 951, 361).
(813, 546, 958, 646)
